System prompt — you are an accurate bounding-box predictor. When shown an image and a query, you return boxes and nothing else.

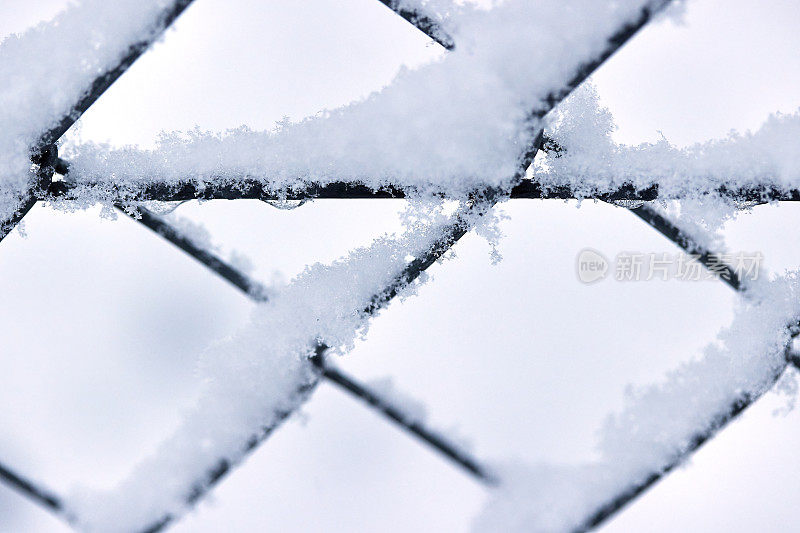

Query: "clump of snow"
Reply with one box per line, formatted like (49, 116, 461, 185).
(540, 84, 800, 201)
(659, 198, 741, 247)
(63, 0, 667, 203)
(0, 0, 186, 225)
(476, 274, 800, 532)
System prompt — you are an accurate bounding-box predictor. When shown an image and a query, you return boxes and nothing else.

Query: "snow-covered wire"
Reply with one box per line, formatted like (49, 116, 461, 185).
(0, 0, 196, 241)
(57, 0, 671, 208)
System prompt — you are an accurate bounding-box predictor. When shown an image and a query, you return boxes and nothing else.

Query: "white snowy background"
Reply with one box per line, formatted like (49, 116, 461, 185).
(1, 0, 800, 531)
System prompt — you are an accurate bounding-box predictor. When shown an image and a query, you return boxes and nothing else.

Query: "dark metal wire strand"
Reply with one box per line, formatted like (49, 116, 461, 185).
(0, 461, 64, 516)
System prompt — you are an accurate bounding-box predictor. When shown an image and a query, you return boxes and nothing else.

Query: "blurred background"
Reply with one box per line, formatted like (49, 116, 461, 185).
(1, 0, 800, 531)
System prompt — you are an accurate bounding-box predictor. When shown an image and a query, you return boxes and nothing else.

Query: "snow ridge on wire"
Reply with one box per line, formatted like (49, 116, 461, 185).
(60, 1, 672, 207)
(539, 83, 800, 202)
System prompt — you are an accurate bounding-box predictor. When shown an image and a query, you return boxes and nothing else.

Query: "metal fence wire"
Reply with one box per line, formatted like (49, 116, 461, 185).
(1, 1, 796, 532)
